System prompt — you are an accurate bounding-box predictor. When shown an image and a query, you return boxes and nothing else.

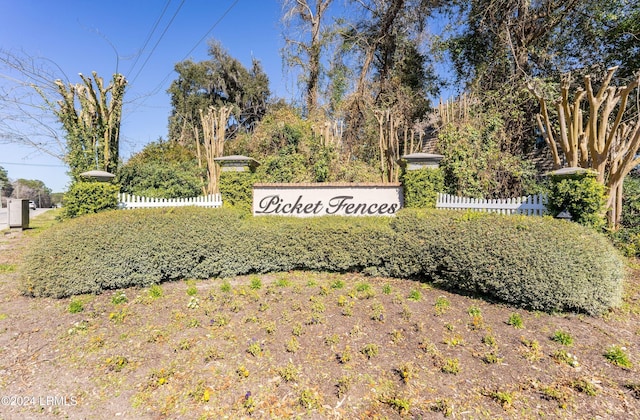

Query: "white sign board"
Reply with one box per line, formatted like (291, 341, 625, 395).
(253, 183, 403, 217)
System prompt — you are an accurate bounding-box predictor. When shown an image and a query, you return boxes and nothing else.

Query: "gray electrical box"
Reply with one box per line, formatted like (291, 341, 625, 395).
(8, 199, 29, 229)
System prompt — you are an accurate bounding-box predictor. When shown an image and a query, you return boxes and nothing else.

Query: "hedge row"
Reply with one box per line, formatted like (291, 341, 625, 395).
(20, 207, 625, 315)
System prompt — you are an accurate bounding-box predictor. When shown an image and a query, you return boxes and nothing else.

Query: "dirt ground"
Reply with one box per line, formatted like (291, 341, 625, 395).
(0, 216, 639, 419)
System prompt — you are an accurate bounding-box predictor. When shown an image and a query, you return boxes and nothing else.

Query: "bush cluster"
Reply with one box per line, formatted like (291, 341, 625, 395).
(61, 182, 120, 219)
(545, 170, 606, 229)
(401, 168, 444, 208)
(21, 208, 624, 315)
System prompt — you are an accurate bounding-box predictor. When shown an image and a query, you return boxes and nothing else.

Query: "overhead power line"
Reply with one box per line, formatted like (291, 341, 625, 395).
(127, 0, 173, 78)
(0, 161, 66, 168)
(130, 0, 187, 86)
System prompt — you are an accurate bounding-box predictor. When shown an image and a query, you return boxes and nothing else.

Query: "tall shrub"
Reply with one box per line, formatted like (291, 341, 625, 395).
(61, 182, 119, 219)
(401, 168, 444, 208)
(546, 170, 607, 230)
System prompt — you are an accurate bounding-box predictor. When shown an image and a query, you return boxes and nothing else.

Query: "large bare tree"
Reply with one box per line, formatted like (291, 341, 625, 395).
(282, 0, 334, 115)
(529, 67, 640, 227)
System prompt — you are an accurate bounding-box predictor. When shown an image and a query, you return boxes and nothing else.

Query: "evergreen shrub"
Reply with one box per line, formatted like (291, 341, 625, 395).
(219, 171, 259, 213)
(546, 171, 606, 229)
(21, 207, 624, 315)
(61, 182, 119, 219)
(401, 168, 444, 208)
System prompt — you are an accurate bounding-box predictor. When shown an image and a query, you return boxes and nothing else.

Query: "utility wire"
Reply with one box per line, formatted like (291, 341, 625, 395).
(130, 0, 187, 86)
(127, 0, 173, 78)
(0, 161, 66, 168)
(131, 0, 240, 107)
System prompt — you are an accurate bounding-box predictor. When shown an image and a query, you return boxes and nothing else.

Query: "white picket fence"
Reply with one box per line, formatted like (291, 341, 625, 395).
(436, 193, 547, 216)
(118, 193, 222, 210)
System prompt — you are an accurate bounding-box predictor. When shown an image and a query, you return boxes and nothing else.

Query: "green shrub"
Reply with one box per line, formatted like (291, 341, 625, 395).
(546, 170, 607, 229)
(61, 181, 119, 219)
(218, 171, 258, 213)
(20, 207, 624, 315)
(401, 168, 444, 208)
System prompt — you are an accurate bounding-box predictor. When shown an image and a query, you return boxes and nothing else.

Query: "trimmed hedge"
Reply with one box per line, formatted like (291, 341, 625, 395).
(20, 207, 624, 315)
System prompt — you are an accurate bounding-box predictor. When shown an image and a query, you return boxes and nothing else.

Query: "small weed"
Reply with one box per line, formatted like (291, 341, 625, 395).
(382, 283, 392, 294)
(336, 375, 353, 397)
(467, 306, 482, 317)
(441, 358, 460, 374)
(68, 298, 84, 314)
(339, 346, 353, 364)
(482, 334, 497, 347)
(318, 285, 330, 296)
(109, 308, 128, 324)
(371, 301, 385, 322)
(507, 313, 524, 329)
(249, 276, 262, 290)
(444, 333, 464, 347)
(236, 365, 250, 378)
(551, 330, 574, 346)
(247, 341, 263, 357)
(292, 322, 303, 336)
(482, 352, 503, 364)
(408, 289, 422, 301)
(571, 378, 598, 396)
(211, 314, 230, 327)
(520, 338, 543, 361)
(88, 335, 105, 350)
(148, 284, 163, 299)
(482, 389, 514, 409)
(397, 362, 415, 384)
(258, 302, 269, 312)
(147, 329, 166, 343)
(186, 279, 198, 296)
(350, 324, 363, 337)
(341, 302, 353, 317)
(604, 345, 633, 368)
(356, 282, 371, 292)
(111, 292, 128, 305)
(384, 397, 411, 414)
(0, 263, 16, 273)
(400, 304, 412, 321)
(361, 343, 379, 359)
(337, 295, 348, 307)
(278, 362, 300, 382)
(430, 399, 453, 417)
(187, 296, 199, 309)
(324, 333, 340, 346)
(220, 280, 232, 293)
(553, 349, 579, 367)
(540, 384, 571, 408)
(390, 329, 404, 344)
(306, 314, 325, 325)
(264, 321, 276, 335)
(435, 296, 450, 315)
(286, 336, 300, 353)
(310, 296, 326, 313)
(331, 280, 344, 289)
(299, 388, 322, 409)
(419, 339, 439, 355)
(187, 318, 200, 328)
(105, 355, 129, 372)
(275, 277, 291, 287)
(177, 338, 192, 351)
(204, 347, 224, 362)
(306, 279, 317, 287)
(468, 314, 484, 330)
(245, 315, 258, 323)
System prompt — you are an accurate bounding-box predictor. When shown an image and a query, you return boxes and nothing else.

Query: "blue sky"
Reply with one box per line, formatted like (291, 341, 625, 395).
(1, 0, 456, 193)
(0, 0, 291, 192)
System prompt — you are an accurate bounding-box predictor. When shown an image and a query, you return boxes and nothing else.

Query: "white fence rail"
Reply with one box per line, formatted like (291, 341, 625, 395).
(436, 193, 547, 216)
(118, 193, 222, 210)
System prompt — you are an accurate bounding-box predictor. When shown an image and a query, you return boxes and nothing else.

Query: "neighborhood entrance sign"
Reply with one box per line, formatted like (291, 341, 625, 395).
(253, 183, 403, 217)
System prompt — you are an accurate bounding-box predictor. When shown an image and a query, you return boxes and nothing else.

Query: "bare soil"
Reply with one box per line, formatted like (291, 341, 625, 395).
(0, 214, 639, 419)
